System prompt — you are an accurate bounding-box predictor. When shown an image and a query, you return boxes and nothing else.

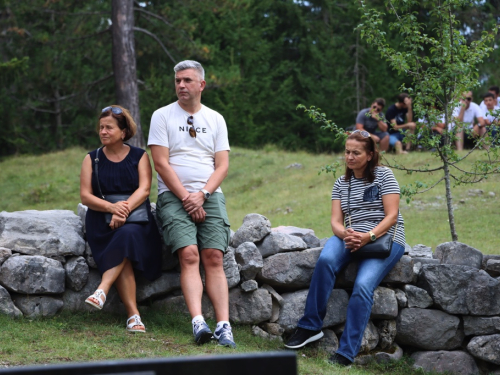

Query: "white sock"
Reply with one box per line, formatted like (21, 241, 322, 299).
(192, 315, 204, 325)
(216, 321, 230, 331)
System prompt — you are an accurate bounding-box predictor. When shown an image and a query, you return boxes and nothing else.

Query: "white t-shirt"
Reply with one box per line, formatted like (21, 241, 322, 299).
(450, 102, 483, 130)
(479, 97, 500, 112)
(483, 105, 500, 125)
(148, 102, 230, 194)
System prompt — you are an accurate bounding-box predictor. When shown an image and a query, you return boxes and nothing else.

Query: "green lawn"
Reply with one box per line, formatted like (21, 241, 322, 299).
(2, 145, 497, 254)
(0, 310, 424, 374)
(0, 146, 481, 372)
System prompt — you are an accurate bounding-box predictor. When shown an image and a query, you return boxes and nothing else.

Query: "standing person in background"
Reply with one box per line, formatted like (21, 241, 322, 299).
(355, 98, 390, 152)
(385, 93, 416, 154)
(148, 60, 235, 348)
(479, 86, 500, 112)
(80, 105, 162, 333)
(451, 91, 485, 151)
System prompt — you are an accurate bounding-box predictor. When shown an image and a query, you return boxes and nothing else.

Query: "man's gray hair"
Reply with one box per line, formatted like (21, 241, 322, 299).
(173, 60, 205, 80)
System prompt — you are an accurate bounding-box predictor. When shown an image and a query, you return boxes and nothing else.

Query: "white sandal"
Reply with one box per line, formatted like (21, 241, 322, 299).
(127, 314, 146, 333)
(85, 289, 106, 310)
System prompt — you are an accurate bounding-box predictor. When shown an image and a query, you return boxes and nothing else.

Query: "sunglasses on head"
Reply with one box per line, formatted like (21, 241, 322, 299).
(101, 106, 123, 115)
(187, 116, 196, 138)
(350, 129, 371, 138)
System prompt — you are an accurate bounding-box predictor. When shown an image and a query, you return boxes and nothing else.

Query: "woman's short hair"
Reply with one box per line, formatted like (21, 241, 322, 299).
(344, 131, 380, 183)
(97, 105, 137, 142)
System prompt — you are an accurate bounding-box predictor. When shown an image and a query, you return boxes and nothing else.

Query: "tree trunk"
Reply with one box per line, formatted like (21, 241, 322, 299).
(443, 159, 458, 241)
(54, 87, 63, 150)
(111, 0, 145, 148)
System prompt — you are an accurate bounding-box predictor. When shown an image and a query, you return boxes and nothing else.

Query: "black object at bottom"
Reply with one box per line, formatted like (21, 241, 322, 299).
(0, 352, 297, 375)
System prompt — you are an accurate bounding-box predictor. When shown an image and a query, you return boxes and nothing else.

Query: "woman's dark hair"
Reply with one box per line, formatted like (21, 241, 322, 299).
(96, 105, 137, 141)
(344, 131, 380, 183)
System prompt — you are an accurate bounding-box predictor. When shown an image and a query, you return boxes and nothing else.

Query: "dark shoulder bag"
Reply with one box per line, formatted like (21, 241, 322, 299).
(94, 148, 149, 224)
(346, 178, 397, 259)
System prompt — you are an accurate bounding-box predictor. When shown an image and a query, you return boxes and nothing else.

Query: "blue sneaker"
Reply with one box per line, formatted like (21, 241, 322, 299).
(214, 323, 236, 348)
(193, 320, 212, 345)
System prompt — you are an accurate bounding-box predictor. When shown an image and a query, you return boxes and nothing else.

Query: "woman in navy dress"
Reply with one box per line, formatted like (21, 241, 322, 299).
(80, 105, 162, 333)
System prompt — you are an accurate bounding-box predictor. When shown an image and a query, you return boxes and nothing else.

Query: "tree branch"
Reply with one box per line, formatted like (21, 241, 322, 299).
(133, 27, 176, 64)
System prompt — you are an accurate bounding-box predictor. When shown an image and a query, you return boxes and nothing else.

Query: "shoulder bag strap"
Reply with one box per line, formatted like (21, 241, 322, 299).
(94, 147, 105, 199)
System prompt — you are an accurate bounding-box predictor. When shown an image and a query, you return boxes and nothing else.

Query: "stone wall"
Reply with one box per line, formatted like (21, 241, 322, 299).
(0, 209, 499, 374)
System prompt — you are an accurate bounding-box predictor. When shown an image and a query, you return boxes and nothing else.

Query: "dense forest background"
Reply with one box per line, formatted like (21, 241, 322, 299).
(1, 0, 499, 156)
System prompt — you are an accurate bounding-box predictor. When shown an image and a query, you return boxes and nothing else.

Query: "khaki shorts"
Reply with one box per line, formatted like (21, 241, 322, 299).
(156, 191, 230, 254)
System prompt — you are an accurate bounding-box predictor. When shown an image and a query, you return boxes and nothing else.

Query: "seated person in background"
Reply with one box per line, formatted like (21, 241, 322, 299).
(479, 86, 500, 112)
(355, 98, 389, 151)
(482, 92, 499, 146)
(451, 91, 485, 151)
(417, 102, 446, 149)
(385, 93, 416, 154)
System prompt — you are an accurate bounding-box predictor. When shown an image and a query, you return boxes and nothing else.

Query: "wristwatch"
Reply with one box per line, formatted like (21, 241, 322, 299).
(369, 231, 377, 242)
(201, 189, 211, 200)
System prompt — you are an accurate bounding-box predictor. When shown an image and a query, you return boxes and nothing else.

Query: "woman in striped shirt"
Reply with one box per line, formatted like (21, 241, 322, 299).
(285, 130, 405, 366)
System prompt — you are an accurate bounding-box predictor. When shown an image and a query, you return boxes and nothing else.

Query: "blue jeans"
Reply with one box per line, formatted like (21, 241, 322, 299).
(297, 236, 405, 362)
(389, 132, 405, 147)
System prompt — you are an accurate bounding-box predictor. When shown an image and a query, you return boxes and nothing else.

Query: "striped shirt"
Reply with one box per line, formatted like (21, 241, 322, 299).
(331, 166, 405, 247)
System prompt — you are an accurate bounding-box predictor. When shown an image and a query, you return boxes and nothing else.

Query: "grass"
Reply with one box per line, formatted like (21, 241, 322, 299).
(0, 310, 427, 375)
(0, 145, 499, 254)
(0, 146, 480, 372)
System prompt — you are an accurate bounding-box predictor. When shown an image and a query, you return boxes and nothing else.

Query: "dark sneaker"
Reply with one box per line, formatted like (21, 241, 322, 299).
(213, 323, 236, 348)
(284, 327, 324, 349)
(328, 353, 352, 367)
(193, 320, 213, 345)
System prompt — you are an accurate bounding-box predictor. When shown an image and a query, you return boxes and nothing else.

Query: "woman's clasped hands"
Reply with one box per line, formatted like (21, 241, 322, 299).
(343, 228, 370, 252)
(108, 201, 130, 230)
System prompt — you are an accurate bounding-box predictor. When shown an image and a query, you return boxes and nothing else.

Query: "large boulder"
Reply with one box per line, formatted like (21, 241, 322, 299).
(256, 232, 307, 258)
(302, 233, 321, 249)
(463, 316, 500, 336)
(371, 287, 398, 319)
(154, 293, 215, 319)
(359, 320, 380, 353)
(271, 226, 315, 237)
(0, 210, 85, 257)
(257, 247, 322, 289)
(0, 285, 22, 318)
(77, 203, 87, 233)
(382, 255, 414, 284)
(62, 269, 122, 313)
(277, 289, 348, 333)
(404, 285, 433, 309)
(136, 272, 181, 302)
(228, 288, 272, 324)
(418, 264, 500, 315)
(376, 320, 397, 349)
(0, 247, 12, 266)
(235, 242, 263, 281)
(231, 214, 271, 248)
(396, 308, 464, 350)
(411, 351, 480, 375)
(0, 255, 65, 294)
(223, 247, 240, 288)
(408, 244, 434, 259)
(467, 334, 500, 365)
(64, 256, 89, 292)
(12, 295, 63, 318)
(435, 242, 483, 269)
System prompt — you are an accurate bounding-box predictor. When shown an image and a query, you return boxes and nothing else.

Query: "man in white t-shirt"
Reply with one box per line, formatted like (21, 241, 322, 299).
(482, 92, 500, 148)
(479, 86, 500, 112)
(451, 91, 485, 150)
(148, 60, 235, 348)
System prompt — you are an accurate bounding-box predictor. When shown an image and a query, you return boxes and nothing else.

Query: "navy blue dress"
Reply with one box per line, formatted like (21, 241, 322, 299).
(85, 145, 162, 281)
